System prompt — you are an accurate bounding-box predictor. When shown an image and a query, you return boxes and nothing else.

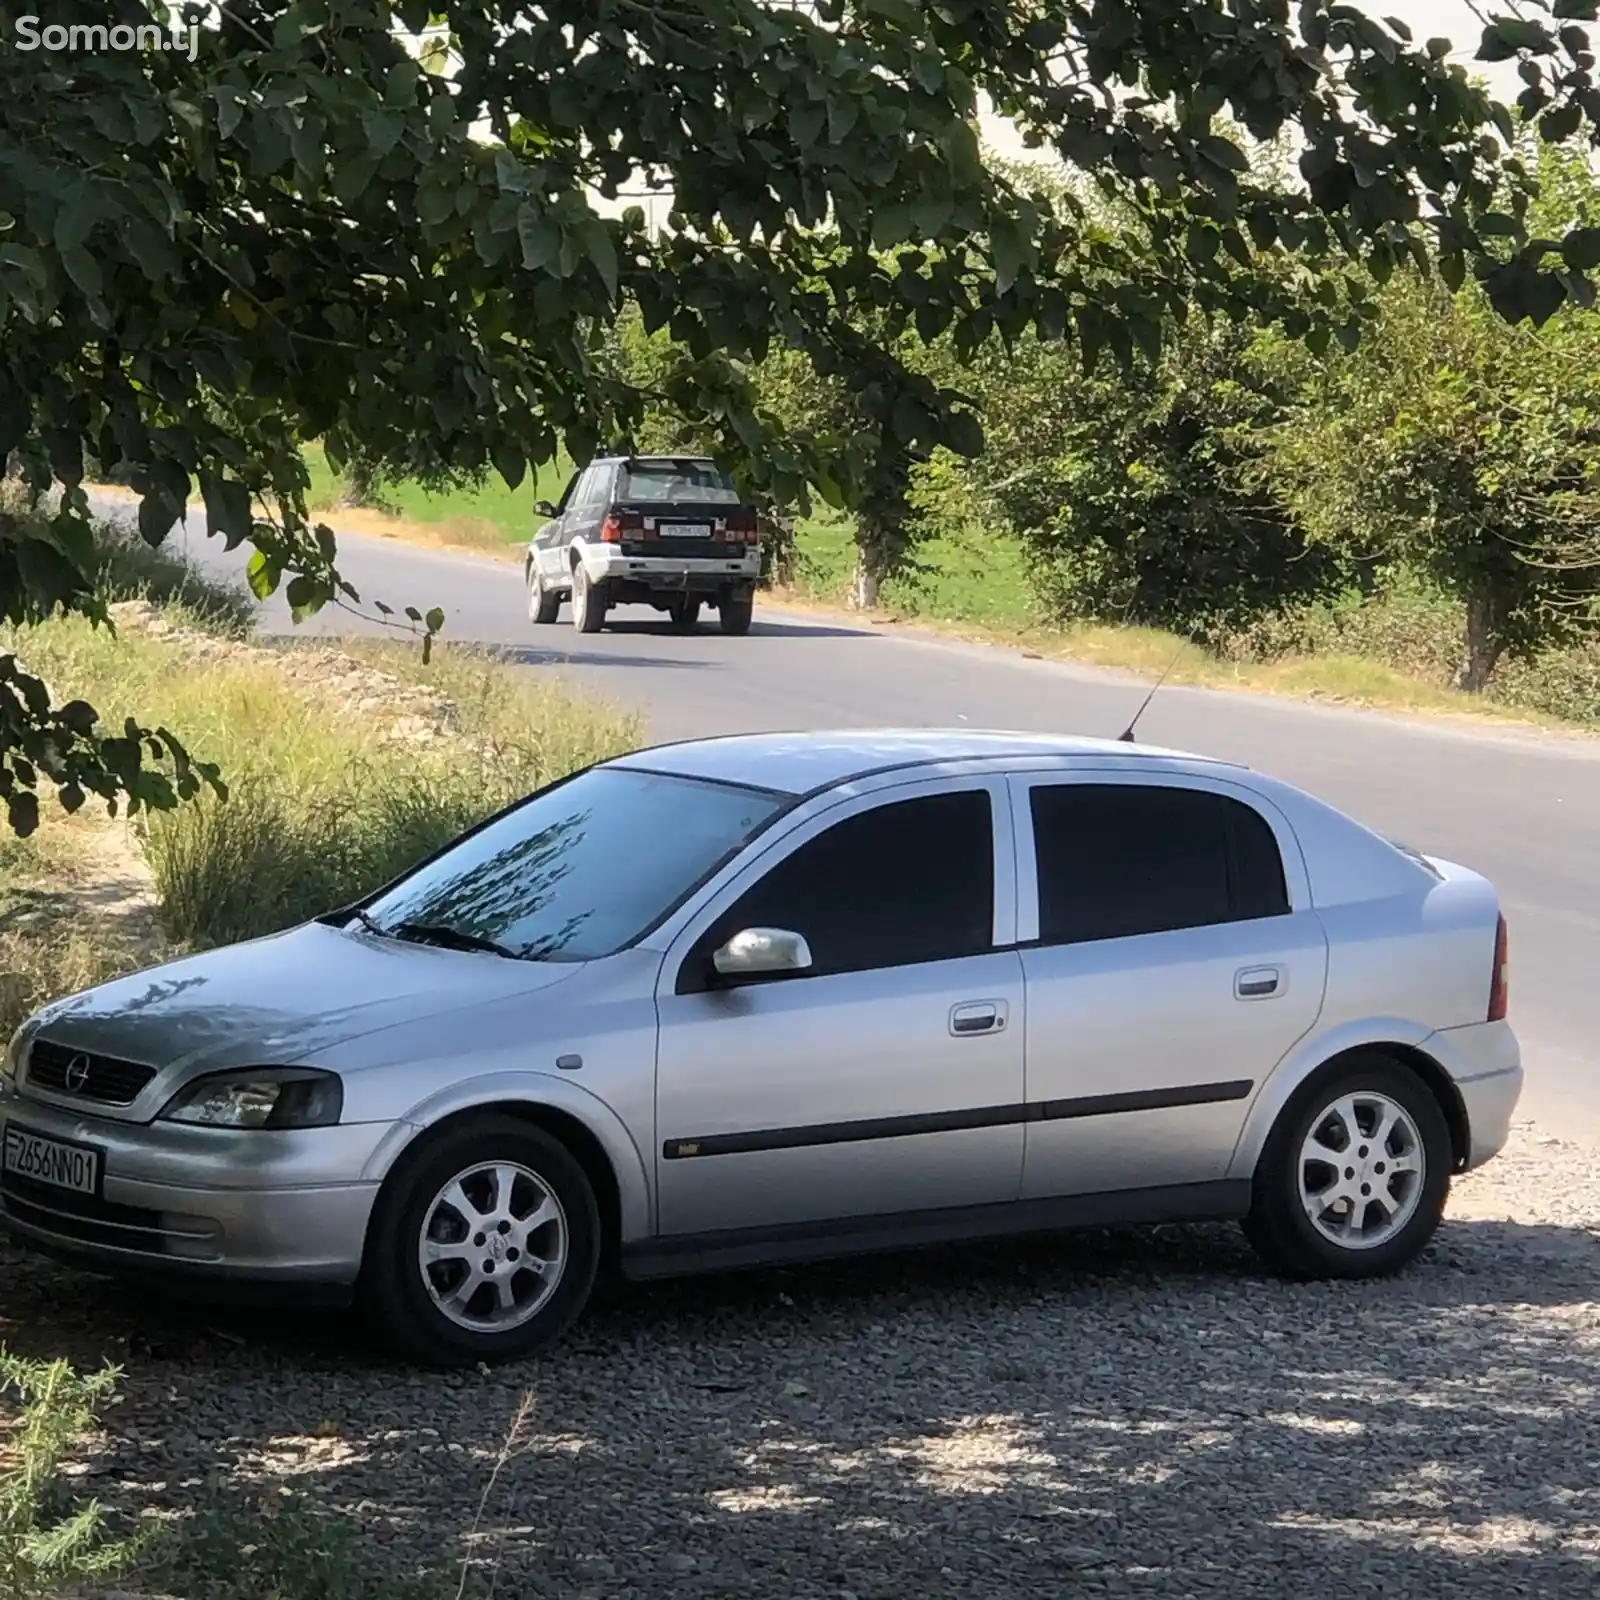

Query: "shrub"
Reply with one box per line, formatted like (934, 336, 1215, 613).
(0, 1350, 139, 1600)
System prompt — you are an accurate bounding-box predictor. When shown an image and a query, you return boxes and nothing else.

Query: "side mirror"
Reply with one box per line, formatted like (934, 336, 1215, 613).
(711, 927, 813, 981)
(534, 499, 558, 518)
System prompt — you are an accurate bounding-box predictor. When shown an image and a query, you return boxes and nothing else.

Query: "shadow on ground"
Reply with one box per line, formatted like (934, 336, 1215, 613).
(4, 1211, 1598, 1597)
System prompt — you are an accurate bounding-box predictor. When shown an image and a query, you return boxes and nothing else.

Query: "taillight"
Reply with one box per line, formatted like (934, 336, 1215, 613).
(725, 509, 759, 545)
(1488, 913, 1509, 1021)
(600, 513, 622, 544)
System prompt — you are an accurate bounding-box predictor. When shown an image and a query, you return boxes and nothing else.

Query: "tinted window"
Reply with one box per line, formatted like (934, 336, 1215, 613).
(574, 466, 611, 512)
(694, 790, 994, 982)
(1030, 784, 1289, 946)
(620, 460, 741, 505)
(364, 768, 786, 961)
(552, 473, 580, 513)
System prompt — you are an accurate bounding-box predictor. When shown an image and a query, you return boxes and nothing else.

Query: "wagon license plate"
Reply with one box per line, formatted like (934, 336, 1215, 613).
(1, 1123, 101, 1196)
(661, 523, 712, 538)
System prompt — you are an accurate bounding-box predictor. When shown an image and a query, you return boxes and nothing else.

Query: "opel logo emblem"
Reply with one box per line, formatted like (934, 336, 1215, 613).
(63, 1055, 92, 1093)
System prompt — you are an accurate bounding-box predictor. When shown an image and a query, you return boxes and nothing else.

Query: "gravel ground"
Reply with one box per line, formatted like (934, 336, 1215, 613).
(5, 1116, 1600, 1599)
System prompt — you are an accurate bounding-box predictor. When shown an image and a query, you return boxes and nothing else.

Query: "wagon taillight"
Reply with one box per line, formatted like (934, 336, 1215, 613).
(1487, 913, 1509, 1022)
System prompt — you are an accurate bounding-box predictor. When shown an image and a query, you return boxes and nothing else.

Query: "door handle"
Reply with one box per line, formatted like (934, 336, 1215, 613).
(950, 1001, 1006, 1036)
(1235, 965, 1284, 1000)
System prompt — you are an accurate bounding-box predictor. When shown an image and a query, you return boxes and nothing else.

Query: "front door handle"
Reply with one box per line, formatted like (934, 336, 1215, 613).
(1235, 965, 1285, 1000)
(950, 1000, 1006, 1036)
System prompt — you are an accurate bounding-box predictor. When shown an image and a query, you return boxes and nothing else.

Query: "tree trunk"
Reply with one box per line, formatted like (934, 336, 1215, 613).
(852, 526, 891, 609)
(333, 457, 377, 509)
(1452, 593, 1505, 694)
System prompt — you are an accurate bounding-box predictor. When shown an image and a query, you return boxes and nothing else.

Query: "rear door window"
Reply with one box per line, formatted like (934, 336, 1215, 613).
(1028, 783, 1290, 946)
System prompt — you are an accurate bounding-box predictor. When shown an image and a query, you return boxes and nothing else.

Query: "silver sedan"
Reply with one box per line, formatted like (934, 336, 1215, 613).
(0, 730, 1522, 1365)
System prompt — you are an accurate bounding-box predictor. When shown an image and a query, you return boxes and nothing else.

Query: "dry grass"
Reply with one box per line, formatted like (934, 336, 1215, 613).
(0, 524, 641, 1027)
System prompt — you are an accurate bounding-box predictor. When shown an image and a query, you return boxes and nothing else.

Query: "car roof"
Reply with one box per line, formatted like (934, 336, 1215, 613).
(610, 729, 1231, 797)
(596, 455, 720, 468)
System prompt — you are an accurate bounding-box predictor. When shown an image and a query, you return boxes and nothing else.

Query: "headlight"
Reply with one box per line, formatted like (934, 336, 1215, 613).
(158, 1068, 344, 1130)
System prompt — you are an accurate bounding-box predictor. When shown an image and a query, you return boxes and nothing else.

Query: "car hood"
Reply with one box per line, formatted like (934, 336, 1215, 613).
(23, 920, 582, 1075)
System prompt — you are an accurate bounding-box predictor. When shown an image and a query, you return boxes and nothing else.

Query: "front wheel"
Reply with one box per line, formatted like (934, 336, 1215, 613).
(571, 565, 607, 634)
(1243, 1054, 1452, 1281)
(668, 597, 701, 632)
(527, 563, 561, 625)
(362, 1115, 602, 1366)
(718, 594, 754, 636)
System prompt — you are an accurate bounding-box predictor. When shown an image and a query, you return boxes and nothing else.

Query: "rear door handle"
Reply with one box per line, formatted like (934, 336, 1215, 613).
(1235, 965, 1284, 1000)
(950, 1000, 1007, 1036)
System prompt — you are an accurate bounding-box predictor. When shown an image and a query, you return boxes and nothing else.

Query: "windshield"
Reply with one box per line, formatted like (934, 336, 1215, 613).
(361, 767, 787, 961)
(620, 461, 741, 505)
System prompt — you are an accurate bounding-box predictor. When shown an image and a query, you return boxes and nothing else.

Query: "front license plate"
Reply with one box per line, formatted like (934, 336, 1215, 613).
(1, 1123, 102, 1197)
(662, 523, 712, 538)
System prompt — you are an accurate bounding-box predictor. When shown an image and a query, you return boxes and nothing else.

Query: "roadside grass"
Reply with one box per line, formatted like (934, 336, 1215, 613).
(1, 517, 639, 1028)
(302, 441, 571, 556)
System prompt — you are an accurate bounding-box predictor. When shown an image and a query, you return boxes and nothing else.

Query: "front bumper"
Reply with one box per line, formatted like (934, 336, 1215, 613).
(0, 1088, 389, 1291)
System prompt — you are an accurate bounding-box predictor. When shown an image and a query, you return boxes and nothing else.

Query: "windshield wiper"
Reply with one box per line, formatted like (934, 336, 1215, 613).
(390, 921, 522, 960)
(344, 908, 386, 937)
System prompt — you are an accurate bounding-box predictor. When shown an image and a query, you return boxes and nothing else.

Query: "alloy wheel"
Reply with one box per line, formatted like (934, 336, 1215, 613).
(1296, 1091, 1425, 1250)
(417, 1160, 569, 1332)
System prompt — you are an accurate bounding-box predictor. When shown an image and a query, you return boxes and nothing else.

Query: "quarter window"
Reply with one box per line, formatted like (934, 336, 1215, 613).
(689, 789, 995, 984)
(1029, 783, 1289, 946)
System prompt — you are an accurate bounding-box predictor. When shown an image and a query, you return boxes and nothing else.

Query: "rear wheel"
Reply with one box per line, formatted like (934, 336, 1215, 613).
(527, 563, 561, 625)
(668, 597, 701, 632)
(362, 1115, 601, 1366)
(718, 594, 754, 636)
(571, 565, 607, 634)
(1243, 1054, 1451, 1280)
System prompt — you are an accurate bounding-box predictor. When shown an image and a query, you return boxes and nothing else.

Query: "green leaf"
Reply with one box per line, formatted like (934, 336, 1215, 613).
(492, 442, 525, 490)
(137, 487, 184, 547)
(581, 216, 620, 301)
(1479, 18, 1552, 61)
(1563, 226, 1600, 270)
(425, 605, 446, 633)
(942, 409, 983, 458)
(61, 246, 103, 301)
(8, 792, 39, 838)
(246, 550, 275, 600)
(199, 474, 253, 548)
(518, 205, 562, 272)
(1541, 102, 1583, 141)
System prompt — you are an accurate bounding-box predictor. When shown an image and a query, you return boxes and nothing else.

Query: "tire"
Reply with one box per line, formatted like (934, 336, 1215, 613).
(718, 594, 754, 636)
(1243, 1053, 1452, 1281)
(571, 564, 607, 634)
(668, 597, 700, 632)
(361, 1114, 602, 1366)
(527, 563, 561, 625)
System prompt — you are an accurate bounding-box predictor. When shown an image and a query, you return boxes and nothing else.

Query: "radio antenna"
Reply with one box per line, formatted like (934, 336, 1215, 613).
(1116, 641, 1187, 743)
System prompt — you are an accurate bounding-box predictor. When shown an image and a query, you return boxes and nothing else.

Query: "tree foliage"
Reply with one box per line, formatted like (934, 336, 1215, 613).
(1257, 269, 1600, 690)
(5, 0, 1600, 829)
(963, 314, 1355, 637)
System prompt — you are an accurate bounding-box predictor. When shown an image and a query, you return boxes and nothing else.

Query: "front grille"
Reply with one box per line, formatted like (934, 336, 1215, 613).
(1, 1171, 175, 1254)
(25, 1039, 158, 1106)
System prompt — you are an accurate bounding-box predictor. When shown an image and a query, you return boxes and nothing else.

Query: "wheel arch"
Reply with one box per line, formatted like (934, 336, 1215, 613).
(360, 1079, 652, 1254)
(1229, 1024, 1471, 1181)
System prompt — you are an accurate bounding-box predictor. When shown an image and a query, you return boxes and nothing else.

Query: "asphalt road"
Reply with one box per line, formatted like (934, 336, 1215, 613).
(169, 520, 1600, 1130)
